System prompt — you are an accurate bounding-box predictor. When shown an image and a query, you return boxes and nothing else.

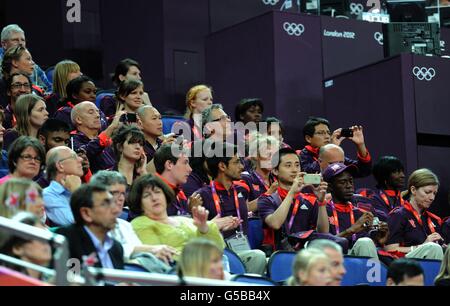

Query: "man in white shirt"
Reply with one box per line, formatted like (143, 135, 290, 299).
(90, 170, 178, 268)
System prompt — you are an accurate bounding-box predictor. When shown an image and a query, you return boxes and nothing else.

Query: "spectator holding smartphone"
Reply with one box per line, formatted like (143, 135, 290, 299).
(300, 117, 371, 178)
(115, 79, 144, 122)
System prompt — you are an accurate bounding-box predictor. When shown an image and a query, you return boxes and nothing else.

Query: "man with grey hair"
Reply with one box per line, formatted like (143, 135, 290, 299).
(91, 170, 178, 270)
(202, 104, 233, 141)
(43, 146, 84, 226)
(71, 101, 123, 172)
(0, 24, 52, 92)
(307, 239, 347, 286)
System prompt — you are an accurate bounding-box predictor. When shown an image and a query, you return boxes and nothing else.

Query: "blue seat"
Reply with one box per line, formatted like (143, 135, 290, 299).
(223, 248, 246, 275)
(162, 116, 188, 135)
(417, 259, 442, 286)
(267, 251, 296, 283)
(96, 92, 115, 108)
(341, 256, 387, 286)
(231, 274, 278, 286)
(119, 208, 130, 221)
(46, 66, 55, 84)
(247, 218, 264, 250)
(124, 263, 149, 273)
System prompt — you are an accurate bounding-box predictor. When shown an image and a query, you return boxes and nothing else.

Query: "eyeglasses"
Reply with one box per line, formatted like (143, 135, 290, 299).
(110, 191, 126, 198)
(19, 154, 42, 163)
(10, 83, 31, 90)
(212, 115, 231, 122)
(93, 198, 118, 209)
(314, 131, 332, 136)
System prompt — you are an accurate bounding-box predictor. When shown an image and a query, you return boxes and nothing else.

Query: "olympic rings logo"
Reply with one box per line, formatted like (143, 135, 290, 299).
(283, 22, 305, 36)
(350, 3, 364, 15)
(374, 32, 383, 45)
(262, 0, 280, 5)
(412, 67, 436, 81)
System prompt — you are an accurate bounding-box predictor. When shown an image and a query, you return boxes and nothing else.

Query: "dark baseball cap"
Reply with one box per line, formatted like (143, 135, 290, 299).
(323, 163, 357, 183)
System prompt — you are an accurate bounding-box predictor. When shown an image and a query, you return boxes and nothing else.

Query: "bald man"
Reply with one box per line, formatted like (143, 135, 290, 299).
(318, 144, 372, 178)
(71, 102, 124, 172)
(43, 146, 84, 226)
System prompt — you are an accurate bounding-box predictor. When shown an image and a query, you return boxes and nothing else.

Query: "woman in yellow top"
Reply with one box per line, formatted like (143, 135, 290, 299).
(130, 174, 225, 260)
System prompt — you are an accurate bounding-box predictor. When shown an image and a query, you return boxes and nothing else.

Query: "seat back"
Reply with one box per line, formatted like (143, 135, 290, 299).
(341, 256, 387, 286)
(223, 248, 246, 275)
(231, 274, 277, 286)
(417, 259, 442, 286)
(247, 218, 264, 250)
(96, 92, 115, 108)
(45, 66, 55, 84)
(267, 251, 296, 283)
(162, 116, 188, 135)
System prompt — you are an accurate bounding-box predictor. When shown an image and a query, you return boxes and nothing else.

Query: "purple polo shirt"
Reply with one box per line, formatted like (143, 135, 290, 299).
(144, 138, 162, 163)
(241, 170, 268, 201)
(326, 202, 368, 248)
(387, 202, 443, 247)
(182, 172, 208, 198)
(99, 95, 117, 124)
(257, 190, 320, 249)
(197, 181, 250, 239)
(3, 104, 14, 130)
(299, 145, 372, 178)
(369, 189, 405, 222)
(72, 131, 116, 173)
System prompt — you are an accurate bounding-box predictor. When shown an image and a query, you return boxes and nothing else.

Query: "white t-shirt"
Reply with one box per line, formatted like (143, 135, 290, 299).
(109, 218, 142, 260)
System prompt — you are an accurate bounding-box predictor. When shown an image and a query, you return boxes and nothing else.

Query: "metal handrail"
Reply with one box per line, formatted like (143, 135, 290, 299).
(85, 267, 254, 286)
(0, 216, 69, 286)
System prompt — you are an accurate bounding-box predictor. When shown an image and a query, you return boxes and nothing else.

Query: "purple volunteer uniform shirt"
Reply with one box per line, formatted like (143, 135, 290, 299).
(144, 138, 162, 163)
(300, 145, 372, 178)
(257, 190, 320, 249)
(387, 202, 443, 247)
(72, 131, 116, 173)
(3, 104, 14, 130)
(182, 172, 208, 198)
(197, 181, 250, 239)
(99, 95, 117, 124)
(241, 170, 268, 201)
(326, 202, 369, 248)
(369, 189, 405, 222)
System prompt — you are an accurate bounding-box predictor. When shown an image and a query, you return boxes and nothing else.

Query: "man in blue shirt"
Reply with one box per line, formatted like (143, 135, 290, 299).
(43, 146, 84, 226)
(1, 24, 52, 93)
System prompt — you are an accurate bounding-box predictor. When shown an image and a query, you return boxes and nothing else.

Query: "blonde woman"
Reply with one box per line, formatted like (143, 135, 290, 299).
(0, 178, 45, 221)
(178, 238, 225, 280)
(3, 94, 48, 150)
(435, 247, 450, 286)
(45, 60, 81, 116)
(287, 248, 332, 286)
(385, 168, 445, 260)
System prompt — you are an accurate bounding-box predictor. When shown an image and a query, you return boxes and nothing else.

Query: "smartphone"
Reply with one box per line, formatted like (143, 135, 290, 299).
(120, 113, 138, 124)
(126, 113, 137, 123)
(303, 174, 322, 185)
(340, 128, 354, 138)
